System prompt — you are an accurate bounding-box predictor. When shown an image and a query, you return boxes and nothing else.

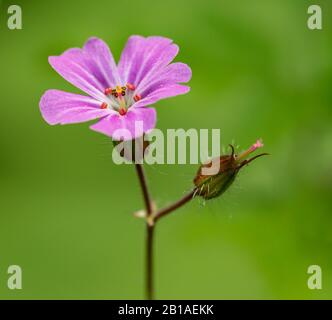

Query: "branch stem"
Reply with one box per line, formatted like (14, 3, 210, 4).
(135, 164, 154, 300)
(146, 224, 154, 300)
(154, 188, 198, 222)
(135, 164, 197, 300)
(135, 164, 153, 215)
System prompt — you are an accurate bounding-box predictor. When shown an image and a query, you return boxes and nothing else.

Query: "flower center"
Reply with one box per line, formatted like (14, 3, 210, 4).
(100, 83, 141, 115)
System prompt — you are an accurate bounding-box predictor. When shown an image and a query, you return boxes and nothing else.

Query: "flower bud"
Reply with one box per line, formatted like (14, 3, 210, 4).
(193, 139, 268, 200)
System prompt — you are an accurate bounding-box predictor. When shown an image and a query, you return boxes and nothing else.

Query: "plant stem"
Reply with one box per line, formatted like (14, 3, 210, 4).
(135, 163, 153, 215)
(135, 164, 154, 300)
(146, 224, 154, 300)
(135, 164, 197, 300)
(154, 188, 198, 222)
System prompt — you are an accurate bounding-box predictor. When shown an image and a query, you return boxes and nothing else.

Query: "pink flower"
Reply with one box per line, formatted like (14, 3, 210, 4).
(39, 36, 192, 140)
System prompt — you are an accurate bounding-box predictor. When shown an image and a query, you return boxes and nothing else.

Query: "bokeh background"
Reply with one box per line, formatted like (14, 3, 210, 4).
(0, 0, 331, 299)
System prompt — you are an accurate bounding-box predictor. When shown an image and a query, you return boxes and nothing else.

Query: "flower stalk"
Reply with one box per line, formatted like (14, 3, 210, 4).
(135, 140, 267, 299)
(135, 164, 154, 300)
(135, 165, 199, 300)
(154, 188, 198, 222)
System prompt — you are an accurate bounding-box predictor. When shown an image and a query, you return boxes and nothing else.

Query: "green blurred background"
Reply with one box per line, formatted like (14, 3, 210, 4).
(0, 0, 331, 299)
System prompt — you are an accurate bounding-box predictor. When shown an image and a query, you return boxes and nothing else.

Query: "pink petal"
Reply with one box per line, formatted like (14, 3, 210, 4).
(48, 38, 120, 100)
(40, 89, 112, 125)
(133, 84, 191, 108)
(117, 35, 145, 84)
(90, 107, 156, 141)
(139, 62, 192, 97)
(118, 36, 179, 87)
(83, 37, 121, 88)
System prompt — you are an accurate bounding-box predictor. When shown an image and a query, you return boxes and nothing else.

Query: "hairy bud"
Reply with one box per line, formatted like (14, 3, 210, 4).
(194, 139, 268, 200)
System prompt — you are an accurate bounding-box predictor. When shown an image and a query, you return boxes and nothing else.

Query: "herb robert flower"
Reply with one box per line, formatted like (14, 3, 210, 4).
(40, 36, 192, 140)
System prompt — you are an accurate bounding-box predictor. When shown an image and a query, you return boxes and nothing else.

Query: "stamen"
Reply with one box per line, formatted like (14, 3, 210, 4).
(119, 108, 127, 116)
(103, 83, 139, 113)
(118, 95, 126, 109)
(116, 85, 124, 95)
(104, 87, 113, 95)
(134, 94, 141, 102)
(126, 83, 136, 91)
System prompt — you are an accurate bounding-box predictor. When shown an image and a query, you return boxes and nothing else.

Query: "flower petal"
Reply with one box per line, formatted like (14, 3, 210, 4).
(49, 50, 104, 101)
(118, 36, 179, 87)
(40, 89, 112, 125)
(90, 107, 156, 141)
(133, 84, 191, 108)
(139, 62, 192, 97)
(83, 37, 121, 88)
(117, 35, 145, 84)
(48, 38, 120, 100)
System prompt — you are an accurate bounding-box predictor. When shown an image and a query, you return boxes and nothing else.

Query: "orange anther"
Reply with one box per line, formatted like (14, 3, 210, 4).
(126, 83, 136, 91)
(119, 108, 127, 116)
(104, 88, 113, 95)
